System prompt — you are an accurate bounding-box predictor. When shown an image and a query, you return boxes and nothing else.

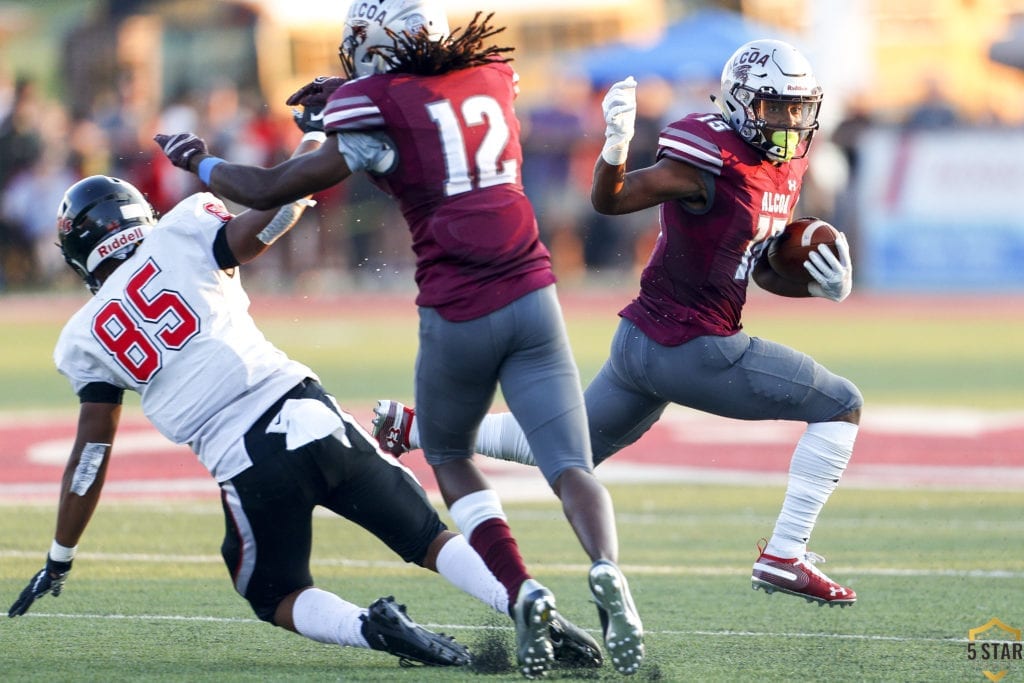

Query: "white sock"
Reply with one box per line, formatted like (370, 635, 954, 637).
(291, 587, 370, 648)
(436, 534, 510, 616)
(766, 421, 858, 558)
(475, 412, 537, 465)
(448, 489, 506, 539)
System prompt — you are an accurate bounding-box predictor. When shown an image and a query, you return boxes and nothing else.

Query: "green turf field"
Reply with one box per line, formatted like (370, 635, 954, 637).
(3, 291, 1023, 411)
(1, 487, 1021, 681)
(1, 291, 1022, 681)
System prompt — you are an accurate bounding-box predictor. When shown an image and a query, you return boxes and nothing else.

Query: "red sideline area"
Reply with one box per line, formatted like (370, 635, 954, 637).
(1, 292, 1022, 501)
(1, 403, 1022, 502)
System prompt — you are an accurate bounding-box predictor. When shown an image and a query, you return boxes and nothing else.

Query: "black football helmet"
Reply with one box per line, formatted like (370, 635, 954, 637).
(56, 175, 156, 293)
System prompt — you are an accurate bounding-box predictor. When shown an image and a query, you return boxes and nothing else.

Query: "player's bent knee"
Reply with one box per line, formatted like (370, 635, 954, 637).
(829, 378, 863, 424)
(832, 406, 861, 425)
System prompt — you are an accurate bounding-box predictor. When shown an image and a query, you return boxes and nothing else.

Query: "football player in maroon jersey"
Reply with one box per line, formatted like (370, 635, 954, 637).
(154, 3, 640, 677)
(375, 39, 862, 608)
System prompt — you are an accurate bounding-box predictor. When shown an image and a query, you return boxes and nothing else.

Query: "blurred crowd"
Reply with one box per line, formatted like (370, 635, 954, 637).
(0, 48, 967, 296)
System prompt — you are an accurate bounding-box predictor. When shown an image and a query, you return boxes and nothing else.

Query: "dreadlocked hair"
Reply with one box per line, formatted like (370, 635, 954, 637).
(381, 12, 513, 76)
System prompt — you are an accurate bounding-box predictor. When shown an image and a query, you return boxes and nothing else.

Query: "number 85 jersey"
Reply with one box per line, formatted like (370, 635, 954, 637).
(323, 60, 554, 323)
(53, 193, 313, 481)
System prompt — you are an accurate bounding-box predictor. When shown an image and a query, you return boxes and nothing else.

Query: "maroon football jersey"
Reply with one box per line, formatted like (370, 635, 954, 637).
(323, 61, 554, 321)
(620, 113, 809, 346)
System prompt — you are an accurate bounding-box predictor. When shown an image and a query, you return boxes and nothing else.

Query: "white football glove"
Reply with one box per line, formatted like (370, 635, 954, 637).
(805, 231, 853, 302)
(600, 76, 637, 166)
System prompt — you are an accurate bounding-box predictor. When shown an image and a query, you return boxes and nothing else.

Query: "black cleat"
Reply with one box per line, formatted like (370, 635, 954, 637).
(550, 613, 603, 669)
(361, 596, 471, 667)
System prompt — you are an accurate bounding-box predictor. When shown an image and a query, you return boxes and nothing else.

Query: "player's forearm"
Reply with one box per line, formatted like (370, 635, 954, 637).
(751, 258, 812, 298)
(591, 159, 629, 215)
(53, 446, 111, 548)
(205, 140, 346, 211)
(203, 159, 307, 211)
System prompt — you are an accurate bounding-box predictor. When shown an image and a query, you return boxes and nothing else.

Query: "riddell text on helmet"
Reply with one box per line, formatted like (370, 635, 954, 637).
(95, 226, 146, 259)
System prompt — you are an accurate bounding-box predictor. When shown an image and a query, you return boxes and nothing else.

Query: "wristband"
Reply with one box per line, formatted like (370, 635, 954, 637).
(50, 539, 77, 562)
(301, 131, 327, 143)
(198, 156, 225, 185)
(601, 143, 629, 166)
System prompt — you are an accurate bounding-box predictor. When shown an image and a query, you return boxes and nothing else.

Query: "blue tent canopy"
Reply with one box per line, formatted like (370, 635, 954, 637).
(574, 9, 799, 85)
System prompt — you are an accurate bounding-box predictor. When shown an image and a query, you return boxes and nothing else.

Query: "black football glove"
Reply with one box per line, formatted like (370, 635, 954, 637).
(285, 76, 345, 108)
(154, 132, 207, 170)
(286, 76, 345, 134)
(291, 107, 327, 134)
(9, 556, 73, 617)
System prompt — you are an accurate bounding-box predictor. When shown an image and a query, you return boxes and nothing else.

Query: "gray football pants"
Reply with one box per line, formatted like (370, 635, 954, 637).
(415, 284, 591, 485)
(585, 318, 863, 465)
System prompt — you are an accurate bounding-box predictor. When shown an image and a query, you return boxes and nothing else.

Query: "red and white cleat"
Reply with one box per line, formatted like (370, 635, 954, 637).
(371, 400, 415, 457)
(751, 539, 856, 607)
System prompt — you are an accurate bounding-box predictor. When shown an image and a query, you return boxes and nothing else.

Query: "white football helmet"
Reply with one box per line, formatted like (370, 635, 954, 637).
(340, 0, 451, 78)
(718, 39, 823, 163)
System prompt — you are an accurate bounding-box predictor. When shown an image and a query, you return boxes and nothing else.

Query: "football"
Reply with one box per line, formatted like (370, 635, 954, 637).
(766, 217, 841, 283)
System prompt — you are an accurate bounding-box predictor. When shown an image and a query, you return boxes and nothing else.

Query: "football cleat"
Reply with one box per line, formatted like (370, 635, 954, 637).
(361, 596, 470, 667)
(589, 560, 644, 676)
(371, 400, 414, 457)
(751, 539, 856, 607)
(549, 613, 603, 669)
(511, 579, 557, 679)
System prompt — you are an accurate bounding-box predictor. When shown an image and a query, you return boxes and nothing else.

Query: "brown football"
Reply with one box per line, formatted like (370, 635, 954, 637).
(766, 217, 841, 283)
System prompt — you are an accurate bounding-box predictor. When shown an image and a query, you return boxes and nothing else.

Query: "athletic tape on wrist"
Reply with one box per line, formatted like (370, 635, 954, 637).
(601, 144, 629, 166)
(50, 539, 77, 562)
(301, 131, 327, 143)
(198, 157, 225, 185)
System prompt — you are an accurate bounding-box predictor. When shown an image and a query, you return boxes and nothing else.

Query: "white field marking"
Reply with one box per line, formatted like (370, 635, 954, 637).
(2, 549, 1021, 578)
(13, 611, 988, 644)
(594, 462, 1024, 492)
(0, 479, 214, 498)
(28, 431, 183, 466)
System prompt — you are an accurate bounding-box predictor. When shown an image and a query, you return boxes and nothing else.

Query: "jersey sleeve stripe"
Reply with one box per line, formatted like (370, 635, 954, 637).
(324, 96, 385, 130)
(658, 131, 724, 176)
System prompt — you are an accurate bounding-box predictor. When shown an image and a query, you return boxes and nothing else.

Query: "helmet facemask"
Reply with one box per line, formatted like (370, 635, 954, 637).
(730, 85, 821, 162)
(718, 39, 823, 163)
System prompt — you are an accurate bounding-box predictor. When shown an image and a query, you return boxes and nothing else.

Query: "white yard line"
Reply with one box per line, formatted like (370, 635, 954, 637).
(11, 610, 1005, 645)
(1, 549, 1020, 578)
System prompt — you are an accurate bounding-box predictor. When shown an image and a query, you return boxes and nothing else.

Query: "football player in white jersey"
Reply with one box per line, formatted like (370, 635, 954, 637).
(8, 125, 601, 669)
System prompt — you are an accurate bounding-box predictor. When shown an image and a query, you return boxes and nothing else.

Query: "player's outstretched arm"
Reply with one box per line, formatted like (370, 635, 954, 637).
(10, 401, 120, 617)
(222, 132, 325, 265)
(155, 76, 350, 212)
(155, 133, 350, 212)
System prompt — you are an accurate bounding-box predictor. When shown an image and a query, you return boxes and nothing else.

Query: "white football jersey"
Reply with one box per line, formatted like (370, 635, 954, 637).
(54, 193, 315, 482)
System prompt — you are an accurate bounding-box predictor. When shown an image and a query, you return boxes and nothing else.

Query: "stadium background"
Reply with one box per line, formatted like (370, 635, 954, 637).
(4, 0, 1024, 294)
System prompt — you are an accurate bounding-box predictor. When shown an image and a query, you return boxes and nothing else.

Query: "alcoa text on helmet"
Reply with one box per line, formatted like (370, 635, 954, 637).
(339, 0, 450, 78)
